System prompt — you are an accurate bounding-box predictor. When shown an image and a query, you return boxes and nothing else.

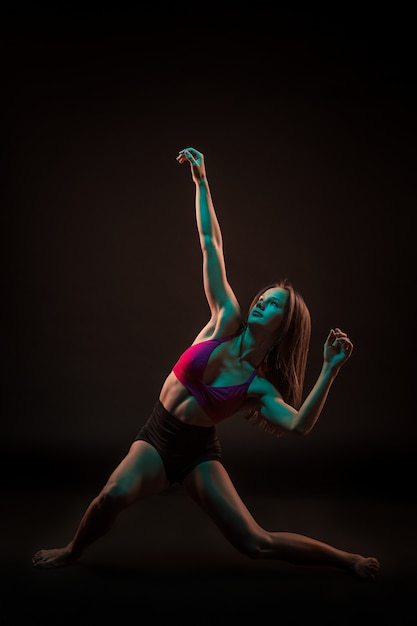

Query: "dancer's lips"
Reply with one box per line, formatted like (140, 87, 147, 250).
(252, 310, 263, 317)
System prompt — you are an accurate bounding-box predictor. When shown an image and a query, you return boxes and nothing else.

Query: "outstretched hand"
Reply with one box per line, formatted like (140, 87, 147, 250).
(324, 328, 353, 371)
(177, 147, 206, 183)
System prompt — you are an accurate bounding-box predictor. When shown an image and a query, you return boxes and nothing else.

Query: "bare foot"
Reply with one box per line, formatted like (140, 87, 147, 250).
(351, 555, 380, 580)
(32, 547, 78, 569)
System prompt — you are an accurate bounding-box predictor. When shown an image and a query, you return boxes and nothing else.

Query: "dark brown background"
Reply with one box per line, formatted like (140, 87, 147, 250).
(3, 7, 415, 624)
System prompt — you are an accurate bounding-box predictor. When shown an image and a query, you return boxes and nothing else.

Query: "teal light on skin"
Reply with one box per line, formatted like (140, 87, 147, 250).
(248, 287, 289, 334)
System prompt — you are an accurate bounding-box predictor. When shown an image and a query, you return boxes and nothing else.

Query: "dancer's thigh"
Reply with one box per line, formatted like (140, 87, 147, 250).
(105, 440, 170, 503)
(183, 460, 260, 540)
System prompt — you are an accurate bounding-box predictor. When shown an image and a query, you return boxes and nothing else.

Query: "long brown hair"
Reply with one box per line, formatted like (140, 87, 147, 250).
(248, 279, 311, 409)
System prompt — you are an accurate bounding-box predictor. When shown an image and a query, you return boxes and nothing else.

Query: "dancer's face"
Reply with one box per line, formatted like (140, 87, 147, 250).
(248, 287, 289, 334)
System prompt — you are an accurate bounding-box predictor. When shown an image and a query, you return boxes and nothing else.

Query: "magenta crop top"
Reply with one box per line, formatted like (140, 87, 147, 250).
(172, 334, 258, 423)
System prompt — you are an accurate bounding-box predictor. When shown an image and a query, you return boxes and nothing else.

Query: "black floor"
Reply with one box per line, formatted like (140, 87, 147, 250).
(3, 487, 416, 625)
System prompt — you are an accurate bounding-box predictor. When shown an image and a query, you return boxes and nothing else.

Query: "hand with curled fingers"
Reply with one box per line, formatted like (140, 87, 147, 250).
(323, 327, 354, 372)
(176, 147, 207, 183)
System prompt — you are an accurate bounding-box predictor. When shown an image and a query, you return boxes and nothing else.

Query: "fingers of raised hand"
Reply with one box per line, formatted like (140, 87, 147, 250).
(335, 336, 353, 354)
(330, 328, 353, 354)
(176, 147, 201, 165)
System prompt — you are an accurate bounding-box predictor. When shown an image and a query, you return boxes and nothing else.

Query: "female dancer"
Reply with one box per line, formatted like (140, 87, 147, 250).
(32, 147, 380, 579)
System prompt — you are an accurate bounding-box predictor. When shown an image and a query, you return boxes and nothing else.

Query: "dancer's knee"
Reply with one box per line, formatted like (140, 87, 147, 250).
(98, 482, 131, 510)
(234, 534, 266, 560)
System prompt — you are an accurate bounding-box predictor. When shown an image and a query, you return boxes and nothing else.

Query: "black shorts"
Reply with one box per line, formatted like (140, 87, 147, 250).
(134, 400, 223, 484)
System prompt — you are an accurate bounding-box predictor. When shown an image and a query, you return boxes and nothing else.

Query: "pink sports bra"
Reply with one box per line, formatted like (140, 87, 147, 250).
(172, 334, 257, 423)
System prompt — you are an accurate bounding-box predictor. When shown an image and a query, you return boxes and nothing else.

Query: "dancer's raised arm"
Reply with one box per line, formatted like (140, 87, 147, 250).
(177, 148, 240, 336)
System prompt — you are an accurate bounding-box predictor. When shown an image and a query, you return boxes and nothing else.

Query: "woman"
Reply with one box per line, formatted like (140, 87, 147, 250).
(32, 147, 380, 579)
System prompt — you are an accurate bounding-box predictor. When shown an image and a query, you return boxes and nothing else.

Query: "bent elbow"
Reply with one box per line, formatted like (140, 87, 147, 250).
(291, 424, 310, 437)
